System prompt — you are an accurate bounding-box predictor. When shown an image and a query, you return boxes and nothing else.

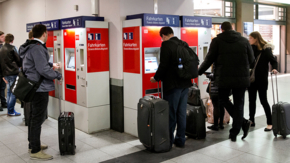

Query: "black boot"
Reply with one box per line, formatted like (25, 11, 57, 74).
(0, 106, 2, 111)
(219, 123, 224, 129)
(207, 125, 219, 131)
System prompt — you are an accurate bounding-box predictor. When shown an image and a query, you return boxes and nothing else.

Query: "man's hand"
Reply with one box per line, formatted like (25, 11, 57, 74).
(150, 77, 157, 83)
(2, 78, 8, 84)
(58, 77, 63, 85)
(272, 69, 278, 74)
(53, 63, 60, 70)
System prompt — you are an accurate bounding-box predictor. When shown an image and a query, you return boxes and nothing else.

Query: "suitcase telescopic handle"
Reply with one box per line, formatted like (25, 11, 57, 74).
(58, 79, 62, 114)
(157, 82, 163, 99)
(270, 72, 278, 104)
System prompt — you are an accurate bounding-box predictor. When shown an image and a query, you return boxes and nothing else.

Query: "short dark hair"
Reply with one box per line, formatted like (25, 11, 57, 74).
(221, 22, 232, 31)
(159, 26, 174, 37)
(32, 24, 47, 38)
(28, 30, 33, 39)
(5, 34, 14, 44)
(0, 31, 4, 36)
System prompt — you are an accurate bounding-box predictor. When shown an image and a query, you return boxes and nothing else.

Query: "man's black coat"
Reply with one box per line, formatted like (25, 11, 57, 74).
(198, 30, 255, 89)
(154, 37, 192, 93)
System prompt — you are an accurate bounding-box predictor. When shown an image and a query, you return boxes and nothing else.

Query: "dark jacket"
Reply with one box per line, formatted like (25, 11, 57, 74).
(19, 39, 30, 64)
(206, 73, 218, 96)
(251, 44, 278, 90)
(0, 44, 3, 49)
(198, 30, 255, 89)
(154, 37, 192, 93)
(19, 40, 62, 92)
(0, 44, 21, 77)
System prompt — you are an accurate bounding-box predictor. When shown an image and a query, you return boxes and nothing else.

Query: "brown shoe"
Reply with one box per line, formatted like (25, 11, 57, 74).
(30, 150, 53, 160)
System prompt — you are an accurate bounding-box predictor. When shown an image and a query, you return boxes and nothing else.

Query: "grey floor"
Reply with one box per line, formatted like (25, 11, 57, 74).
(0, 74, 289, 163)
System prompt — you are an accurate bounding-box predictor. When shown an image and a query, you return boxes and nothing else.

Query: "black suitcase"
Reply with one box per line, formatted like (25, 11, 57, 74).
(187, 83, 201, 106)
(137, 94, 171, 153)
(271, 73, 290, 139)
(186, 100, 207, 139)
(57, 82, 76, 155)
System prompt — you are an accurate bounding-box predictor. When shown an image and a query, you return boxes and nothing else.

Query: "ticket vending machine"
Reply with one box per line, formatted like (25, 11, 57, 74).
(180, 16, 212, 99)
(123, 13, 180, 137)
(60, 16, 110, 133)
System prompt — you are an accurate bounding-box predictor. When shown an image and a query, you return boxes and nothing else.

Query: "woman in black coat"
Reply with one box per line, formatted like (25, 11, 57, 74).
(248, 31, 278, 131)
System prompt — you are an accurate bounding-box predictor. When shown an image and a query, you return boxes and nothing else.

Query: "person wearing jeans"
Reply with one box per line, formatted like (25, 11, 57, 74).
(5, 75, 18, 115)
(20, 25, 61, 160)
(0, 33, 21, 116)
(150, 27, 192, 148)
(163, 88, 189, 146)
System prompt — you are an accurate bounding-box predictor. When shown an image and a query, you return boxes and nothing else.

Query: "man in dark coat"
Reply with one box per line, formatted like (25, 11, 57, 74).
(198, 22, 255, 141)
(150, 27, 192, 148)
(0, 31, 8, 111)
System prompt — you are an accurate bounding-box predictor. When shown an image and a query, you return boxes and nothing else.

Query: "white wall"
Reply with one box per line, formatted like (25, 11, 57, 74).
(158, 0, 193, 15)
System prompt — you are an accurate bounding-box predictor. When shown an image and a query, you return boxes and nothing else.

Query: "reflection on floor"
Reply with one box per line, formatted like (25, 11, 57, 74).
(0, 74, 289, 163)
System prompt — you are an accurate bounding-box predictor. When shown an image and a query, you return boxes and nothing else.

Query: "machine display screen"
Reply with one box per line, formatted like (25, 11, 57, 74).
(145, 57, 158, 73)
(67, 56, 75, 69)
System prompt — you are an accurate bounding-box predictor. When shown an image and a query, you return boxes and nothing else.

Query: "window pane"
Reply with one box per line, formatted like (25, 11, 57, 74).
(193, 0, 223, 17)
(258, 5, 279, 20)
(225, 13, 232, 17)
(225, 7, 232, 12)
(225, 2, 232, 7)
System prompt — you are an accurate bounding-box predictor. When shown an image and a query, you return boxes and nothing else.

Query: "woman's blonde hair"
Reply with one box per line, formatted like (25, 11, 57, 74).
(249, 31, 267, 50)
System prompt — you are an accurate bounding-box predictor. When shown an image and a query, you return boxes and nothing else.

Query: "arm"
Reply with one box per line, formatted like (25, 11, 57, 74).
(154, 42, 171, 81)
(32, 47, 62, 80)
(247, 42, 255, 69)
(198, 39, 218, 75)
(267, 48, 278, 70)
(48, 62, 53, 67)
(12, 49, 21, 67)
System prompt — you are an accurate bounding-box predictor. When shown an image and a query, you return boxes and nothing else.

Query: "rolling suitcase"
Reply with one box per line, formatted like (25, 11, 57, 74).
(137, 83, 171, 152)
(57, 81, 76, 155)
(271, 73, 290, 139)
(186, 99, 207, 139)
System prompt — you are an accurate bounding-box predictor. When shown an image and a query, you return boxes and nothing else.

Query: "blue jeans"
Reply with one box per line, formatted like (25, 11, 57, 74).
(5, 75, 17, 114)
(163, 88, 189, 146)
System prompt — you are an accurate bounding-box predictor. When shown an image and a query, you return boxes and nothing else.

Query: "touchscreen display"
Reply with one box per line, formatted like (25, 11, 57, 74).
(67, 56, 75, 69)
(145, 57, 158, 73)
(49, 54, 53, 63)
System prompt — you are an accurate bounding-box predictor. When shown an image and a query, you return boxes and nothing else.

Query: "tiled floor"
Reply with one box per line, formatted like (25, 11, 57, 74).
(0, 74, 289, 163)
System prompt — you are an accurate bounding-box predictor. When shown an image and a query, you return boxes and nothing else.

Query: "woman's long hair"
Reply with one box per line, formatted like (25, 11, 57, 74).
(249, 31, 267, 50)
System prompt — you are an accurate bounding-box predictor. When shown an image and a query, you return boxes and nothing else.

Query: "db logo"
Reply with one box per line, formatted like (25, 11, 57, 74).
(53, 36, 57, 41)
(76, 35, 79, 40)
(203, 81, 209, 85)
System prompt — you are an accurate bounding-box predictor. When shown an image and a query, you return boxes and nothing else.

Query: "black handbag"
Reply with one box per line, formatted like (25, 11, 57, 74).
(10, 71, 44, 102)
(250, 53, 261, 83)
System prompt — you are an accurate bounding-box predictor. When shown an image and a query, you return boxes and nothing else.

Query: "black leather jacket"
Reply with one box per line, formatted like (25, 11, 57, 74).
(0, 44, 21, 77)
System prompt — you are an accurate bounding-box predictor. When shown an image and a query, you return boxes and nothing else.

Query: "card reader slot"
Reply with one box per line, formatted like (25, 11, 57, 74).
(66, 84, 76, 90)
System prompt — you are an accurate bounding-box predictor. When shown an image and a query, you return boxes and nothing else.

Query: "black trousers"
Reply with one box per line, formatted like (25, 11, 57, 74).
(210, 95, 224, 126)
(28, 92, 49, 153)
(248, 85, 272, 125)
(0, 78, 7, 106)
(219, 88, 246, 136)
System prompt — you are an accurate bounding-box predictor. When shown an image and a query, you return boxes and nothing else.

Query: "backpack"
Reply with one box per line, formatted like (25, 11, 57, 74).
(169, 39, 199, 79)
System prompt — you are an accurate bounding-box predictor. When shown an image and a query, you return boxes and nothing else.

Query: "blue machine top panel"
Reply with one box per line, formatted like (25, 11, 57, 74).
(26, 22, 41, 32)
(180, 16, 212, 28)
(41, 20, 60, 31)
(126, 13, 179, 27)
(60, 16, 104, 29)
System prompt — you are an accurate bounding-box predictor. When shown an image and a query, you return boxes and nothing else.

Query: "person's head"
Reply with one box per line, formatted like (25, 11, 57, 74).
(5, 34, 14, 44)
(28, 30, 34, 40)
(159, 26, 174, 41)
(249, 31, 267, 50)
(221, 22, 232, 32)
(0, 31, 5, 44)
(32, 24, 47, 43)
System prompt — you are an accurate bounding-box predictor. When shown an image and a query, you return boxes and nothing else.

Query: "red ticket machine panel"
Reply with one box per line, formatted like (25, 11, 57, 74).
(63, 29, 77, 104)
(47, 31, 55, 97)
